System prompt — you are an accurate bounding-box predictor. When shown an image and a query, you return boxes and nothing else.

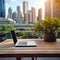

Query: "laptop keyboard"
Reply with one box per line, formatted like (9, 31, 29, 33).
(18, 42, 27, 46)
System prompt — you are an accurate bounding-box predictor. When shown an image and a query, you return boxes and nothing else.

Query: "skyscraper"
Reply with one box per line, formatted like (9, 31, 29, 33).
(45, 0, 60, 19)
(16, 6, 22, 24)
(37, 8, 42, 21)
(12, 11, 16, 21)
(23, 1, 28, 24)
(53, 0, 60, 19)
(31, 7, 36, 23)
(45, 0, 52, 18)
(0, 0, 5, 18)
(8, 7, 12, 19)
(28, 10, 32, 23)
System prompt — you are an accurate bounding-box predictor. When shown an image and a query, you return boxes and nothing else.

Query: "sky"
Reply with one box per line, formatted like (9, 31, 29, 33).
(6, 0, 47, 18)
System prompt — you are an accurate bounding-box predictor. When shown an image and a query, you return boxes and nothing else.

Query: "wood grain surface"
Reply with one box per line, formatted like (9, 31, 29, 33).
(0, 39, 60, 57)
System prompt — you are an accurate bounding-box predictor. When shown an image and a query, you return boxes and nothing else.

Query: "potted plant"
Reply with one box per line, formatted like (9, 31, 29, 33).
(34, 17, 60, 42)
(0, 24, 16, 42)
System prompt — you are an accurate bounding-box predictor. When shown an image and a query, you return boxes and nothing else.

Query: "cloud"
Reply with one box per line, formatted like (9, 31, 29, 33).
(11, 0, 17, 2)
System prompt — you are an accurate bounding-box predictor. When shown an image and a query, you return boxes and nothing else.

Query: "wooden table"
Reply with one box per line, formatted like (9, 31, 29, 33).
(0, 39, 60, 60)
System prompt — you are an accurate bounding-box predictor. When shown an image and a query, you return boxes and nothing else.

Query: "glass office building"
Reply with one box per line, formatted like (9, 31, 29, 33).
(0, 0, 5, 18)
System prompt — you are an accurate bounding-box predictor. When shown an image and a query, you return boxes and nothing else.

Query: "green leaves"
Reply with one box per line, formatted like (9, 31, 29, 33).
(34, 17, 60, 33)
(0, 24, 16, 33)
(34, 20, 44, 33)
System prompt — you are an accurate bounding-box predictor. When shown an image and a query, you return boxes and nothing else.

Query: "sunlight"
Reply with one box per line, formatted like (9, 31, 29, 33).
(11, 0, 17, 2)
(37, 0, 47, 3)
(35, 0, 47, 8)
(35, 0, 47, 19)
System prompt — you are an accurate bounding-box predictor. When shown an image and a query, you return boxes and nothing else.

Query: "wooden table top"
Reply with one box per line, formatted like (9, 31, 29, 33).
(0, 39, 60, 57)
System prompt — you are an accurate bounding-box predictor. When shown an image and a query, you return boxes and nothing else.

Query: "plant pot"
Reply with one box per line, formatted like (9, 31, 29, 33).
(44, 33, 56, 42)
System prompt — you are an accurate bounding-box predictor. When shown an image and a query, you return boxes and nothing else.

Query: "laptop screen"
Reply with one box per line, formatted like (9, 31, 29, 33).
(11, 30, 17, 44)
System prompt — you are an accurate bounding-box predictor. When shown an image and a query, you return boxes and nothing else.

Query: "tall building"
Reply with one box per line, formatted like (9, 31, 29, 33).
(45, 0, 60, 19)
(45, 0, 52, 18)
(31, 7, 36, 23)
(23, 1, 28, 24)
(53, 0, 60, 19)
(0, 0, 5, 18)
(12, 11, 16, 21)
(28, 10, 32, 24)
(37, 8, 42, 21)
(7, 7, 12, 19)
(16, 6, 22, 24)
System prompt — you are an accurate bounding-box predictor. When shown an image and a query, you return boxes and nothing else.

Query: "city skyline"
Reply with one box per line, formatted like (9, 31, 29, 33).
(6, 0, 47, 18)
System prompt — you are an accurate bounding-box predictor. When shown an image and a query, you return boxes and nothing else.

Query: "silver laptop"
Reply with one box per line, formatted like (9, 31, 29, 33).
(11, 30, 37, 47)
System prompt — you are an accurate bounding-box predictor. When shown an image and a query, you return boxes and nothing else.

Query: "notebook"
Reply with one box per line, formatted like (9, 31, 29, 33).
(11, 30, 37, 47)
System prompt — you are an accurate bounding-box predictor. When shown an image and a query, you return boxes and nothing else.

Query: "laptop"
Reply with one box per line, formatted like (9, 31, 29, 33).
(11, 30, 37, 47)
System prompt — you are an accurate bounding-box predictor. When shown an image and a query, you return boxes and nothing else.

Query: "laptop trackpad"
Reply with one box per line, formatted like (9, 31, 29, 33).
(27, 41, 36, 46)
(15, 41, 37, 47)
